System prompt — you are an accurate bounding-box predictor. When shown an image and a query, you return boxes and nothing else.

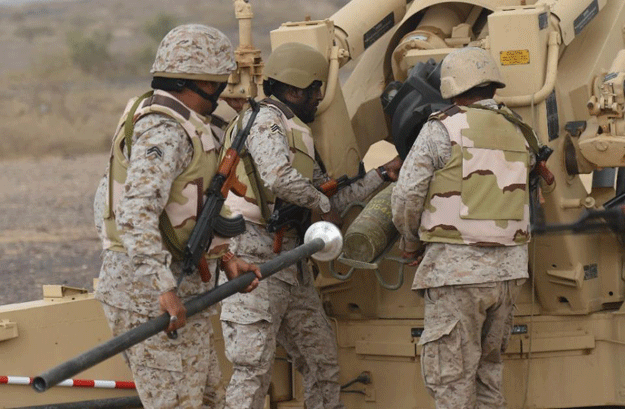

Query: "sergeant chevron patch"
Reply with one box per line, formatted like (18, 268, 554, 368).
(146, 146, 163, 159)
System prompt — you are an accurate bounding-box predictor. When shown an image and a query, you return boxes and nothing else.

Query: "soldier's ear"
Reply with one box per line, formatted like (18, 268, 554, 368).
(283, 85, 305, 104)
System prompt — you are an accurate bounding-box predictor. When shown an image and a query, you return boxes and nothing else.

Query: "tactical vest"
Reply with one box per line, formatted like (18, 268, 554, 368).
(103, 90, 219, 259)
(419, 105, 531, 246)
(223, 97, 315, 225)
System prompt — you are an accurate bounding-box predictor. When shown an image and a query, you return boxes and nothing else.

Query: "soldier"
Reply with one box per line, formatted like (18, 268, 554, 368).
(219, 42, 402, 409)
(391, 47, 537, 408)
(94, 24, 260, 409)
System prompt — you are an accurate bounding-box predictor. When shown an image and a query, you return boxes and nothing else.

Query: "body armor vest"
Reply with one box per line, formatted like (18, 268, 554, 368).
(103, 90, 219, 259)
(223, 97, 315, 225)
(419, 105, 531, 246)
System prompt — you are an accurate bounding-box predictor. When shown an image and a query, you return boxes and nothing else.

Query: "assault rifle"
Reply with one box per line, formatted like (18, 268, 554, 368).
(178, 98, 260, 286)
(267, 162, 367, 252)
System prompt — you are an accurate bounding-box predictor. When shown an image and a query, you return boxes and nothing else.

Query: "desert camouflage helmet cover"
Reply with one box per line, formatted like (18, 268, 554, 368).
(151, 24, 236, 82)
(440, 47, 506, 99)
(264, 42, 329, 89)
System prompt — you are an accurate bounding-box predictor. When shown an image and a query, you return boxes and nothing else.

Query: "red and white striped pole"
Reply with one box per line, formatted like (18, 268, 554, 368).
(0, 376, 135, 389)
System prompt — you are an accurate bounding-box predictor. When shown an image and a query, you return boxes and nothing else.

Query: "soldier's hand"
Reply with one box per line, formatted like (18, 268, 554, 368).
(159, 290, 187, 333)
(320, 208, 342, 227)
(223, 255, 262, 293)
(381, 156, 403, 182)
(401, 250, 423, 267)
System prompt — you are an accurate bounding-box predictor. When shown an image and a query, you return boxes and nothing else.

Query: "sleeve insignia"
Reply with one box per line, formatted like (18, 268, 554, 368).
(146, 146, 164, 159)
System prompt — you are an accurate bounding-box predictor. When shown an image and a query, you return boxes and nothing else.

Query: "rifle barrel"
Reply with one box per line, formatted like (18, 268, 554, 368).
(33, 237, 325, 393)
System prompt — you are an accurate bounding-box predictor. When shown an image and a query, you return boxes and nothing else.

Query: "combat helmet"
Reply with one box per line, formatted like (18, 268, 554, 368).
(264, 43, 329, 89)
(439, 47, 505, 99)
(151, 24, 236, 82)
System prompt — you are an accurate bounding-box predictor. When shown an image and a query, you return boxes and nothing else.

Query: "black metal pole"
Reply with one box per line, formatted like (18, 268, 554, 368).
(33, 237, 325, 393)
(11, 396, 142, 409)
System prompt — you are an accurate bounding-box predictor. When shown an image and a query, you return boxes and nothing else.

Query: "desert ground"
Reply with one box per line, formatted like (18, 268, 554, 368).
(0, 153, 107, 304)
(0, 0, 398, 305)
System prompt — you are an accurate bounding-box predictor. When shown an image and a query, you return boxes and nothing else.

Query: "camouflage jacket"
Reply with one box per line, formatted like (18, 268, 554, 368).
(95, 94, 228, 314)
(391, 99, 531, 289)
(230, 103, 384, 285)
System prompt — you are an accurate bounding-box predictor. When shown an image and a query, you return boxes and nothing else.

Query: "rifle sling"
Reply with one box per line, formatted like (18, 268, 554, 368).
(227, 108, 272, 224)
(123, 91, 154, 159)
(241, 152, 272, 223)
(159, 212, 185, 261)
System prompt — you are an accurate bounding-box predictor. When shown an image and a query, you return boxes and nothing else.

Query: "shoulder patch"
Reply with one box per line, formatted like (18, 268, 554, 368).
(146, 146, 163, 159)
(270, 124, 281, 133)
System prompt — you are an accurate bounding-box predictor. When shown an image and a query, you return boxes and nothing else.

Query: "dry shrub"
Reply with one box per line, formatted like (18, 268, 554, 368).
(14, 25, 55, 42)
(66, 30, 112, 74)
(144, 13, 178, 43)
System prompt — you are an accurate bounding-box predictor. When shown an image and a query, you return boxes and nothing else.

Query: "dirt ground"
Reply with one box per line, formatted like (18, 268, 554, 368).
(0, 153, 108, 305)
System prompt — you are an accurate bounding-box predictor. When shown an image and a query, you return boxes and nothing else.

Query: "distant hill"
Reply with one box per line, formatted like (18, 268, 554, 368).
(0, 0, 349, 159)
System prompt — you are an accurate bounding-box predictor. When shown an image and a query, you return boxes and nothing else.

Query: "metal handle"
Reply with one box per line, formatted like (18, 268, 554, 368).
(329, 235, 410, 290)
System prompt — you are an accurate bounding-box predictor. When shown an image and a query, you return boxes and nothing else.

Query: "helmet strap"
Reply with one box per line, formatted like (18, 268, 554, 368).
(184, 80, 227, 110)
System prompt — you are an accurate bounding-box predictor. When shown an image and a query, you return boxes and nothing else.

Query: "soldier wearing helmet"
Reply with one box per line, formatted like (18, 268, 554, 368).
(94, 24, 260, 409)
(218, 42, 401, 409)
(392, 47, 538, 408)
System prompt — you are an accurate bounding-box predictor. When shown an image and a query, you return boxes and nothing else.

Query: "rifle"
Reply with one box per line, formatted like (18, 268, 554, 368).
(267, 162, 367, 252)
(178, 98, 260, 287)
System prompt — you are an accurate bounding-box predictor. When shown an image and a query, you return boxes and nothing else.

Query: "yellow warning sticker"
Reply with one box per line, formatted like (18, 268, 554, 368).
(500, 50, 530, 66)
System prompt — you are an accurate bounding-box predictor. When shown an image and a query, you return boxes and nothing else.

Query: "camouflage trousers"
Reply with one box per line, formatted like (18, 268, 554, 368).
(101, 303, 225, 409)
(221, 277, 343, 409)
(418, 279, 524, 409)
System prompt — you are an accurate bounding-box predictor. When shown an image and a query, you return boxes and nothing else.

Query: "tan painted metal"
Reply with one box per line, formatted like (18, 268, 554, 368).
(329, 0, 407, 64)
(0, 296, 137, 406)
(221, 0, 263, 100)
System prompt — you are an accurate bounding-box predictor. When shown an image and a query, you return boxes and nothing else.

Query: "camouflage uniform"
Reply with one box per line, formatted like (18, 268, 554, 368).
(94, 105, 226, 409)
(391, 99, 531, 409)
(220, 104, 384, 409)
(94, 24, 237, 409)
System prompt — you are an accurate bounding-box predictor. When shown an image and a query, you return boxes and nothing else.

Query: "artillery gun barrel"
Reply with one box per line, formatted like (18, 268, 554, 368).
(33, 229, 335, 393)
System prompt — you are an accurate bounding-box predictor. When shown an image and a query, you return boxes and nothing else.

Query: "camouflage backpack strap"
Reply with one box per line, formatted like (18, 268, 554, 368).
(468, 104, 540, 154)
(237, 109, 273, 223)
(123, 90, 154, 158)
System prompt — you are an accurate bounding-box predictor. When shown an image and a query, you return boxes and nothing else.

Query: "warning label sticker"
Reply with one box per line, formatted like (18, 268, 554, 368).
(500, 49, 530, 66)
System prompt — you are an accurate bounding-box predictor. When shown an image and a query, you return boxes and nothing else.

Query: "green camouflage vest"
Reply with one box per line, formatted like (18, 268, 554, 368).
(222, 97, 315, 225)
(103, 90, 220, 259)
(419, 105, 531, 246)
